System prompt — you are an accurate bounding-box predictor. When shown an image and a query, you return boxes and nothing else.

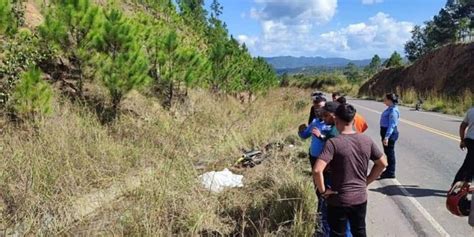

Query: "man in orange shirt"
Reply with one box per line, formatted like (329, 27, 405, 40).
(337, 97, 368, 133)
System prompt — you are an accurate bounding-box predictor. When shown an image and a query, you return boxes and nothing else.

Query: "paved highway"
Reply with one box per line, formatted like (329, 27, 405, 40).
(348, 98, 472, 237)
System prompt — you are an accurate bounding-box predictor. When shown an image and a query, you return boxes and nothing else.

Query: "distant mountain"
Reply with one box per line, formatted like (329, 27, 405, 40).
(264, 56, 373, 70)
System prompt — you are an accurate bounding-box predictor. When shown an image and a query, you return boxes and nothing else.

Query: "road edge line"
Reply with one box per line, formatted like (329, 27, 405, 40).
(392, 179, 451, 237)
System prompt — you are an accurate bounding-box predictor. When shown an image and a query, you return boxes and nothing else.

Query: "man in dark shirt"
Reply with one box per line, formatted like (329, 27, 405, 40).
(313, 104, 387, 237)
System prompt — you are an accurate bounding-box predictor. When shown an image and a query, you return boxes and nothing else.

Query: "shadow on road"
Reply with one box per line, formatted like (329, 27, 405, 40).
(370, 184, 447, 198)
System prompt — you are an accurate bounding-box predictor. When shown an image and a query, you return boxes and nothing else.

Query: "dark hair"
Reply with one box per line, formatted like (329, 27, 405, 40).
(332, 92, 341, 98)
(336, 96, 347, 104)
(312, 91, 324, 97)
(335, 104, 357, 123)
(313, 95, 326, 103)
(323, 101, 340, 113)
(385, 93, 399, 104)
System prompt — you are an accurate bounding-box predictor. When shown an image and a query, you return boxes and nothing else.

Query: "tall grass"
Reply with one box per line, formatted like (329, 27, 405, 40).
(0, 88, 318, 235)
(289, 73, 362, 96)
(398, 88, 473, 115)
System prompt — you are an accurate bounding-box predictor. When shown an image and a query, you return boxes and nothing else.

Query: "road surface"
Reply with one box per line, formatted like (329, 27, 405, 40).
(348, 98, 473, 237)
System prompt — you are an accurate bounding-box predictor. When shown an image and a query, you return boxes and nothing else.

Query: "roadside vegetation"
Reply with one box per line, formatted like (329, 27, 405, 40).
(398, 88, 472, 116)
(0, 0, 321, 235)
(1, 87, 318, 235)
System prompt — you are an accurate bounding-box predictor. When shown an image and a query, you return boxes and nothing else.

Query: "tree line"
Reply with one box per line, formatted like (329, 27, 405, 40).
(0, 0, 277, 121)
(405, 0, 474, 62)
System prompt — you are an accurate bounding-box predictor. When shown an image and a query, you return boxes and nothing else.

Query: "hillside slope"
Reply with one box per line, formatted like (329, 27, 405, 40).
(359, 42, 474, 97)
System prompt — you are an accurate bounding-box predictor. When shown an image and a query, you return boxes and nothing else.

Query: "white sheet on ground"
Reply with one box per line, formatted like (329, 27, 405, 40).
(200, 168, 244, 192)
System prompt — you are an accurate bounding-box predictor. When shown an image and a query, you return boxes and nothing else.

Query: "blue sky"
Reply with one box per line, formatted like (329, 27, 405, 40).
(208, 0, 446, 59)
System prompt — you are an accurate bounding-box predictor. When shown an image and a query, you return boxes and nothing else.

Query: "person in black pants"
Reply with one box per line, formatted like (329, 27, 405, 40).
(379, 93, 400, 179)
(452, 107, 474, 185)
(314, 103, 387, 237)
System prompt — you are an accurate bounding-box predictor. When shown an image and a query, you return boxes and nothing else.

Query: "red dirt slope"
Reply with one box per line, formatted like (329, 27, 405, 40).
(359, 42, 474, 97)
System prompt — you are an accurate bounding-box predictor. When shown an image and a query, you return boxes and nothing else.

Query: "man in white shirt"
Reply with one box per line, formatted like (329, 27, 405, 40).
(453, 107, 474, 185)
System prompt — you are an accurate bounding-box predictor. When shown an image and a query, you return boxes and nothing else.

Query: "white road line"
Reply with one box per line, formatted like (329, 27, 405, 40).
(392, 179, 451, 237)
(352, 101, 452, 236)
(352, 102, 460, 142)
(349, 99, 462, 121)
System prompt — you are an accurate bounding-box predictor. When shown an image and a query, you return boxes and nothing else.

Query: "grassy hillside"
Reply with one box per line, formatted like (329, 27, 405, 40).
(0, 0, 277, 120)
(1, 87, 318, 235)
(0, 0, 320, 235)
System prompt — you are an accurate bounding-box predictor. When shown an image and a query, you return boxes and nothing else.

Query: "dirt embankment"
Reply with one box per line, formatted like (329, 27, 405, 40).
(359, 42, 474, 97)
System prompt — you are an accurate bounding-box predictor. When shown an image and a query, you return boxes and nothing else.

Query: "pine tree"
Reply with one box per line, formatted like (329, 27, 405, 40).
(11, 67, 53, 121)
(384, 51, 404, 68)
(429, 8, 457, 45)
(0, 0, 18, 36)
(155, 30, 209, 106)
(176, 0, 207, 33)
(38, 0, 102, 95)
(404, 25, 428, 62)
(90, 9, 150, 116)
(344, 63, 359, 82)
(365, 54, 382, 74)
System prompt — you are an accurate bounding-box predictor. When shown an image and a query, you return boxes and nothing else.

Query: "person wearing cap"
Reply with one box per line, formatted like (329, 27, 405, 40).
(299, 98, 330, 169)
(299, 101, 341, 237)
(332, 92, 341, 102)
(308, 92, 327, 125)
(336, 97, 368, 133)
(314, 103, 387, 237)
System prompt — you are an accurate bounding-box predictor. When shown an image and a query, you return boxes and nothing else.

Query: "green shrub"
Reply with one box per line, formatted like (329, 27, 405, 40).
(0, 29, 50, 107)
(0, 0, 23, 36)
(11, 67, 53, 120)
(400, 88, 417, 105)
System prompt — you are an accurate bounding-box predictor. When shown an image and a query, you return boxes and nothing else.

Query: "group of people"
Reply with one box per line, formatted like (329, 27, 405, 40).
(298, 92, 401, 237)
(298, 91, 474, 236)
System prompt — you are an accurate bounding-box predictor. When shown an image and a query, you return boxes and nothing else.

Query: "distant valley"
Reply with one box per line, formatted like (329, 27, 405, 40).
(264, 56, 377, 74)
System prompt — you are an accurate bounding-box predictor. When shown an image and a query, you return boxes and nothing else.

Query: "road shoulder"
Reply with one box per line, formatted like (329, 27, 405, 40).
(367, 181, 418, 236)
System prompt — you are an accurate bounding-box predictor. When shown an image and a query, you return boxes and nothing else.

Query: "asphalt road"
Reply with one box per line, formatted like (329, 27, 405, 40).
(348, 98, 473, 237)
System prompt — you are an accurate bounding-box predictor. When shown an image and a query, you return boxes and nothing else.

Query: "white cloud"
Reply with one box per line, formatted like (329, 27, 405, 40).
(246, 11, 414, 58)
(251, 0, 338, 25)
(244, 0, 337, 56)
(362, 0, 383, 5)
(317, 12, 414, 58)
(237, 35, 258, 48)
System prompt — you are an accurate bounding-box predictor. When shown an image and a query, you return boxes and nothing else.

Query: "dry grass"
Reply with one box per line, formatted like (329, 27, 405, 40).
(0, 87, 317, 235)
(398, 88, 473, 116)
